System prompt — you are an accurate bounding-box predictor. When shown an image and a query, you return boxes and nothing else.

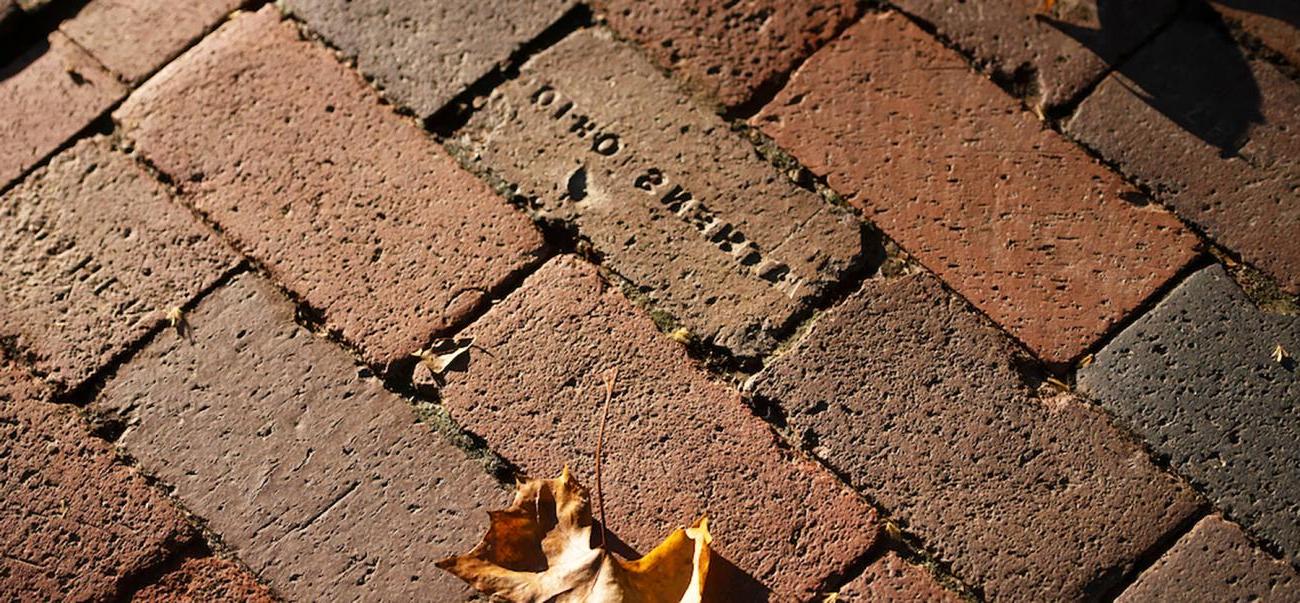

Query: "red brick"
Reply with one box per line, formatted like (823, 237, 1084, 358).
(754, 12, 1198, 367)
(94, 273, 510, 601)
(1118, 515, 1299, 602)
(0, 32, 125, 190)
(281, 0, 575, 119)
(0, 365, 195, 601)
(457, 28, 865, 358)
(130, 556, 273, 602)
(593, 0, 860, 109)
(837, 552, 959, 602)
(1066, 15, 1300, 293)
(437, 255, 880, 600)
(115, 7, 546, 368)
(1211, 0, 1300, 67)
(60, 0, 241, 84)
(892, 0, 1178, 111)
(0, 136, 238, 392)
(749, 272, 1201, 600)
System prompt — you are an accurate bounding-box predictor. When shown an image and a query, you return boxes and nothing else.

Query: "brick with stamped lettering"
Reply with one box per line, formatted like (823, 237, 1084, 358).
(456, 28, 865, 358)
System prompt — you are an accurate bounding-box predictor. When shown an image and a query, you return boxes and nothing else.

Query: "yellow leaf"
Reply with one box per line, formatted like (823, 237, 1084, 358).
(438, 467, 712, 603)
(1274, 344, 1290, 365)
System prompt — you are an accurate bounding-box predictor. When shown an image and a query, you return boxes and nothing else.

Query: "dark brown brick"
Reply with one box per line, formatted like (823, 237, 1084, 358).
(892, 0, 1179, 111)
(281, 0, 575, 119)
(458, 28, 865, 358)
(593, 0, 860, 109)
(438, 255, 880, 599)
(94, 273, 509, 601)
(0, 365, 195, 601)
(0, 32, 126, 190)
(1211, 0, 1300, 67)
(754, 12, 1198, 367)
(1118, 515, 1299, 602)
(0, 136, 237, 392)
(115, 7, 546, 368)
(837, 552, 959, 602)
(1066, 14, 1300, 293)
(1078, 265, 1300, 566)
(60, 0, 242, 84)
(748, 272, 1201, 601)
(130, 556, 274, 602)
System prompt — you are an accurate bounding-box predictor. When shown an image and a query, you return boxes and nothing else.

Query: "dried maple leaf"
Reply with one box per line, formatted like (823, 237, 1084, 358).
(438, 467, 712, 602)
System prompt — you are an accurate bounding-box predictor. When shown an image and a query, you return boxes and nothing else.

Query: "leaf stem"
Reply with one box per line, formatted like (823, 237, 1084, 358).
(594, 367, 617, 549)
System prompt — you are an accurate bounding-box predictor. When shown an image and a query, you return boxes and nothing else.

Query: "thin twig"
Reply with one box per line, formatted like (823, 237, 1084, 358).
(594, 367, 617, 549)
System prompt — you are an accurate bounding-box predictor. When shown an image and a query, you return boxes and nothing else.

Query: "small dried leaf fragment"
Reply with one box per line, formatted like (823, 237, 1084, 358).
(414, 337, 473, 375)
(438, 467, 712, 602)
(1274, 344, 1290, 365)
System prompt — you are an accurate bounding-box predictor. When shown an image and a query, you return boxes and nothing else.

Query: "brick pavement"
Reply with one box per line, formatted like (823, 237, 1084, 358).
(1, 2, 1296, 601)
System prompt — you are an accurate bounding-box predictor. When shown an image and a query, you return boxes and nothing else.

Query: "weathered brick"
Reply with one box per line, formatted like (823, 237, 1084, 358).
(458, 29, 865, 358)
(892, 0, 1179, 111)
(837, 552, 960, 602)
(754, 12, 1198, 367)
(281, 0, 575, 119)
(59, 0, 241, 84)
(1078, 265, 1300, 567)
(1118, 515, 1300, 603)
(1211, 0, 1300, 67)
(1066, 14, 1300, 293)
(748, 272, 1201, 601)
(438, 255, 880, 599)
(131, 556, 274, 602)
(0, 365, 195, 601)
(593, 0, 860, 109)
(115, 7, 546, 368)
(0, 32, 125, 190)
(94, 273, 509, 600)
(0, 136, 237, 392)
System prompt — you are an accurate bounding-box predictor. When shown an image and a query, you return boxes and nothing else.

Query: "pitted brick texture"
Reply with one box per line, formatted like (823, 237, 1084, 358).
(1211, 0, 1300, 67)
(0, 32, 126, 190)
(749, 272, 1201, 601)
(438, 255, 879, 599)
(1079, 265, 1300, 567)
(131, 556, 274, 602)
(0, 137, 237, 392)
(892, 0, 1178, 111)
(594, 0, 859, 109)
(1118, 515, 1300, 602)
(282, 0, 575, 119)
(60, 0, 242, 83)
(459, 29, 864, 358)
(1066, 15, 1300, 293)
(94, 274, 508, 601)
(838, 552, 959, 602)
(755, 12, 1198, 367)
(115, 7, 546, 367)
(0, 366, 194, 601)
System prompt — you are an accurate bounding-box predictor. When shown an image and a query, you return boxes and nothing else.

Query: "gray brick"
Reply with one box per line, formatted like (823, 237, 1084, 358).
(95, 273, 509, 601)
(282, 0, 575, 118)
(1079, 264, 1300, 567)
(750, 272, 1201, 601)
(457, 28, 865, 358)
